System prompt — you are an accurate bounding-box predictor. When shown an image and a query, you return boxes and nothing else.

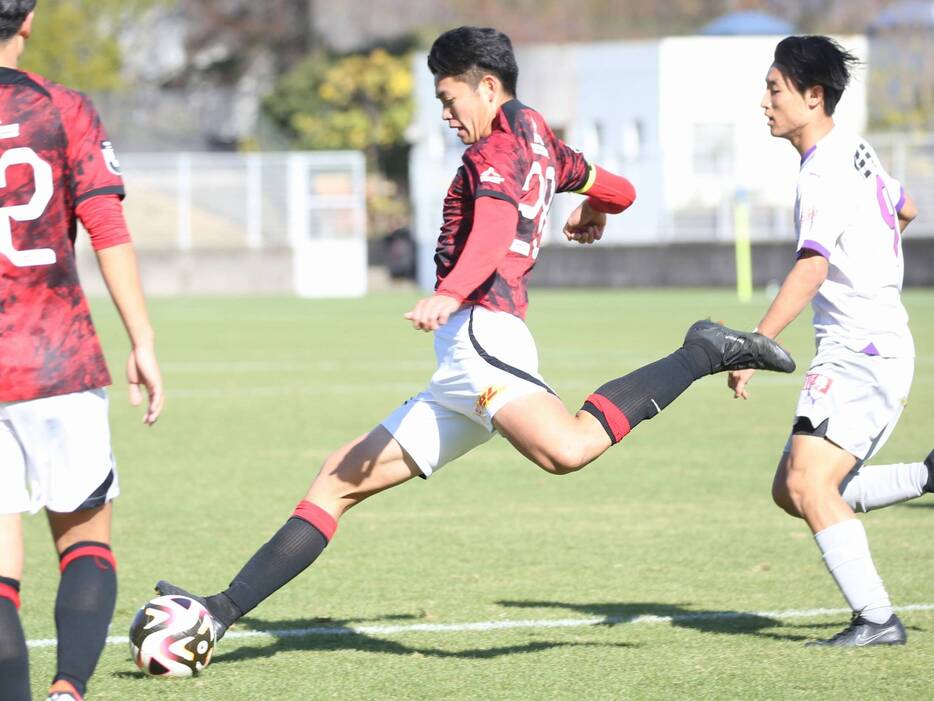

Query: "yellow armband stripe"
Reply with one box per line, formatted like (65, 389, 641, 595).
(572, 163, 597, 194)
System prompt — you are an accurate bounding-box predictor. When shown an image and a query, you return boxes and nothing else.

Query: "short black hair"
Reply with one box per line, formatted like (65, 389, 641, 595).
(427, 26, 519, 96)
(773, 35, 860, 116)
(0, 0, 35, 42)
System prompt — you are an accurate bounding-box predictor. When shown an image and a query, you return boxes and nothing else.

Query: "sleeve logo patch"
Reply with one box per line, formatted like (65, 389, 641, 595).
(479, 167, 505, 184)
(101, 140, 122, 176)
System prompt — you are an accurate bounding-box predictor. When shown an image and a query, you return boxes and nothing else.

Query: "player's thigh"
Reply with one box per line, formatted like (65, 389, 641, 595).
(494, 392, 611, 474)
(795, 346, 912, 463)
(783, 433, 858, 494)
(380, 390, 494, 478)
(47, 502, 112, 553)
(0, 411, 31, 516)
(0, 513, 24, 580)
(431, 305, 552, 432)
(5, 389, 118, 514)
(861, 356, 913, 462)
(306, 426, 422, 513)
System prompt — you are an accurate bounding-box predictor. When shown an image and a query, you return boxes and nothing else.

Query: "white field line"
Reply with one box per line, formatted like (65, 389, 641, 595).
(26, 602, 934, 649)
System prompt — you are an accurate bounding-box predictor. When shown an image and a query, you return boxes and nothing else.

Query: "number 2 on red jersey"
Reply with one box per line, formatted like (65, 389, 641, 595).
(0, 143, 56, 267)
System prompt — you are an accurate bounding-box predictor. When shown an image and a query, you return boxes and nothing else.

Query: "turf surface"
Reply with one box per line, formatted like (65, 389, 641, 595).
(20, 288, 934, 700)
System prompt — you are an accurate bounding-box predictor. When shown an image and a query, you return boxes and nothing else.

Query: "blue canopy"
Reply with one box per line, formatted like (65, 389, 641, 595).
(701, 10, 795, 36)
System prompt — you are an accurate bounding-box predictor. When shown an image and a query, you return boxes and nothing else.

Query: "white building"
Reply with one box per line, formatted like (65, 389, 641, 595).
(408, 34, 868, 289)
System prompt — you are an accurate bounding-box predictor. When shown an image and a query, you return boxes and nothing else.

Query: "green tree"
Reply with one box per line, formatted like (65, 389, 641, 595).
(264, 45, 416, 236)
(20, 0, 163, 91)
(264, 47, 414, 167)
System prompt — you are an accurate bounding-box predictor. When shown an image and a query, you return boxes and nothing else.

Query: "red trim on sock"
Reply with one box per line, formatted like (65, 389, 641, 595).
(0, 582, 20, 610)
(59, 546, 116, 574)
(292, 501, 337, 542)
(586, 393, 632, 443)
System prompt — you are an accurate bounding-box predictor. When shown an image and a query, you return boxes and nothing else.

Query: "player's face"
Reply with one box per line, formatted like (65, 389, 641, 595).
(435, 75, 497, 145)
(761, 65, 814, 141)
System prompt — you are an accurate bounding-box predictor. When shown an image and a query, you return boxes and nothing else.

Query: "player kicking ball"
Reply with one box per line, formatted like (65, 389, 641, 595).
(729, 35, 929, 647)
(0, 2, 164, 699)
(157, 26, 794, 644)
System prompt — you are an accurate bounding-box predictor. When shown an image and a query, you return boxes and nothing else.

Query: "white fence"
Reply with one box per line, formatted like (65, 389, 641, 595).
(106, 135, 931, 294)
(114, 151, 368, 296)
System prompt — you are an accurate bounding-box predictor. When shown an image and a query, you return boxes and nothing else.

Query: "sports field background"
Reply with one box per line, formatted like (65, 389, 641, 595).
(20, 289, 934, 700)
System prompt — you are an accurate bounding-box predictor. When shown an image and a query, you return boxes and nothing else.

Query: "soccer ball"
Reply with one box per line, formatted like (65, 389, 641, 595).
(129, 595, 216, 677)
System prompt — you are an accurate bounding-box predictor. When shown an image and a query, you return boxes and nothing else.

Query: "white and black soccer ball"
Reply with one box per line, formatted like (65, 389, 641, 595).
(129, 594, 216, 677)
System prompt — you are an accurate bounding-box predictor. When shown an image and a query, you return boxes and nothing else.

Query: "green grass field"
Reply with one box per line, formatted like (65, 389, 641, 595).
(20, 289, 934, 700)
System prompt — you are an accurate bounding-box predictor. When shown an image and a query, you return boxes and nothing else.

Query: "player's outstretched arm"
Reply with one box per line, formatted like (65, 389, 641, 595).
(563, 199, 606, 244)
(728, 250, 827, 399)
(96, 243, 164, 425)
(756, 250, 828, 339)
(564, 165, 635, 244)
(898, 191, 917, 233)
(405, 197, 519, 331)
(79, 196, 164, 424)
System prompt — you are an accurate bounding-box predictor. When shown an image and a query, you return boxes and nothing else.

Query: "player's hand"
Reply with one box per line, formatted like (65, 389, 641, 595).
(563, 200, 606, 245)
(728, 368, 756, 400)
(404, 294, 461, 332)
(127, 343, 164, 425)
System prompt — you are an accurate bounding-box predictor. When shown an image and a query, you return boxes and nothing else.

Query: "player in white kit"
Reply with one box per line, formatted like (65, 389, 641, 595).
(728, 35, 930, 647)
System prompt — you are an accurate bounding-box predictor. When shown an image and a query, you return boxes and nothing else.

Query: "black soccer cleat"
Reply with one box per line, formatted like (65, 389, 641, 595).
(155, 580, 229, 640)
(805, 612, 907, 647)
(684, 320, 796, 374)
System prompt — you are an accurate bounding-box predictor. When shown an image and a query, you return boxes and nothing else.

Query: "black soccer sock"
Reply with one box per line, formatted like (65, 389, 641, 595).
(0, 577, 30, 701)
(215, 501, 337, 626)
(53, 542, 117, 697)
(581, 345, 712, 444)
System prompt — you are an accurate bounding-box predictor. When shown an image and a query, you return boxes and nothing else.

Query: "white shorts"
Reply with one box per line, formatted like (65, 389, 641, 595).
(783, 340, 914, 462)
(381, 305, 552, 477)
(0, 389, 119, 515)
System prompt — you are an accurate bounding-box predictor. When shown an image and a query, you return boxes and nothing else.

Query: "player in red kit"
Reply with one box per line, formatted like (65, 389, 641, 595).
(0, 3, 164, 700)
(156, 27, 793, 647)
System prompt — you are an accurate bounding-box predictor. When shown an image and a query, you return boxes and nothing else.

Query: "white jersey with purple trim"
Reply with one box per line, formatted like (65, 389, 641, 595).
(795, 127, 914, 358)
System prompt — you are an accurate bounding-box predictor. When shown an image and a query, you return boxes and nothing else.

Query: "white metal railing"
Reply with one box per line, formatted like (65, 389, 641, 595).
(117, 151, 366, 250)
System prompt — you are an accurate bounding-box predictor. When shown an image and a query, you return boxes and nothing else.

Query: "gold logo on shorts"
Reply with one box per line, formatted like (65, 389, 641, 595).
(475, 385, 506, 416)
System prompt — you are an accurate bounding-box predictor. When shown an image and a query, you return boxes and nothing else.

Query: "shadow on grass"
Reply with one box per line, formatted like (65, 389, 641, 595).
(112, 670, 146, 680)
(496, 600, 810, 642)
(209, 614, 636, 665)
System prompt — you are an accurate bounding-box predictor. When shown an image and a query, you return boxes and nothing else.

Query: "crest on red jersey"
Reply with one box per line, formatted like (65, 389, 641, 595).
(101, 140, 122, 175)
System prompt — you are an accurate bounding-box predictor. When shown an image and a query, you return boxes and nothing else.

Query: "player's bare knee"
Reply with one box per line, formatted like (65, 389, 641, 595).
(771, 479, 802, 517)
(307, 453, 357, 504)
(783, 468, 838, 519)
(771, 456, 806, 518)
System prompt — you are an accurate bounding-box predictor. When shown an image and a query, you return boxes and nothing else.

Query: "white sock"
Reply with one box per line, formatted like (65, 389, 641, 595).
(839, 461, 928, 512)
(814, 519, 893, 624)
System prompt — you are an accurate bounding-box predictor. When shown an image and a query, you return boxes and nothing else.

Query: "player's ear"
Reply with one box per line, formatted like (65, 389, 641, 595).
(20, 11, 34, 40)
(480, 73, 498, 102)
(806, 84, 824, 111)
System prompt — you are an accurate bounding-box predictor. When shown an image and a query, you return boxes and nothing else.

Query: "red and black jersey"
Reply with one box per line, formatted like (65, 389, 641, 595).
(434, 100, 589, 319)
(0, 68, 125, 402)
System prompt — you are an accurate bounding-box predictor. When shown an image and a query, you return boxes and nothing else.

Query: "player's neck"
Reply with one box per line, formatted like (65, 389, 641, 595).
(0, 39, 22, 69)
(791, 117, 834, 159)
